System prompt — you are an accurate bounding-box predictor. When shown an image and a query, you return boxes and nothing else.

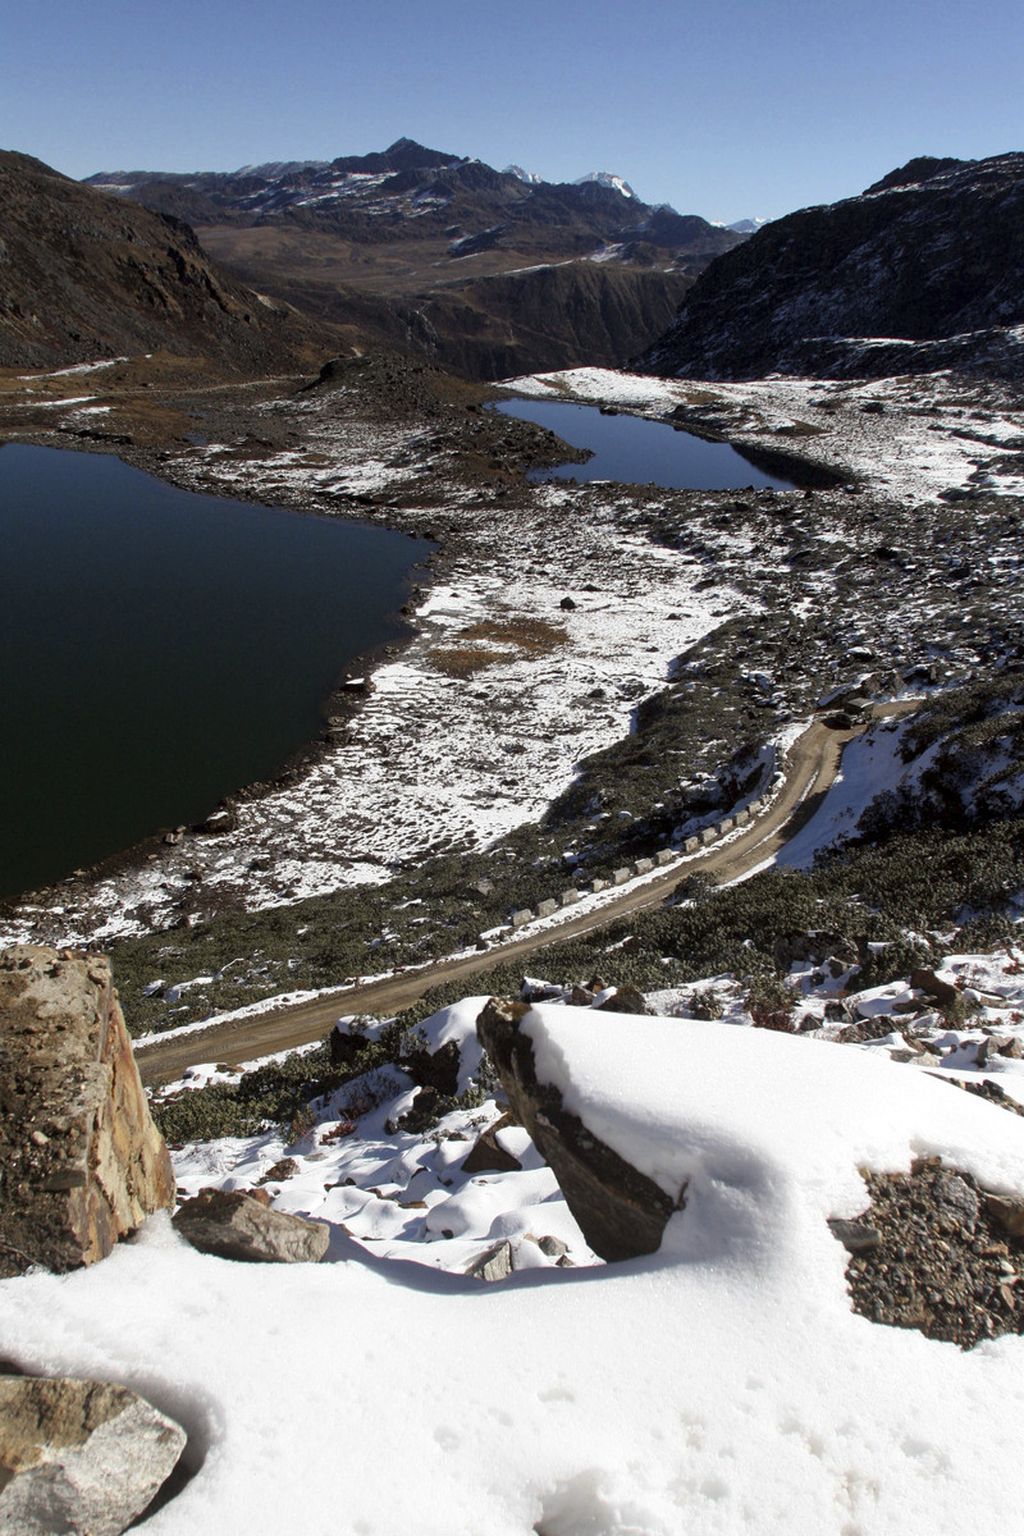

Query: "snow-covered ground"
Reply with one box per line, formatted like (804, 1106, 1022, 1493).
(4, 998, 1024, 1534)
(499, 366, 1024, 501)
(5, 469, 741, 944)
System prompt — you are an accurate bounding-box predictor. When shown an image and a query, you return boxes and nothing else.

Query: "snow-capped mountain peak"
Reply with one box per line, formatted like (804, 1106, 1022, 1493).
(575, 171, 637, 199)
(503, 164, 544, 185)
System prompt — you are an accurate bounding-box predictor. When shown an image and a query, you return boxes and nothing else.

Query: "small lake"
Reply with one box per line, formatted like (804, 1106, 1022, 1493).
(0, 445, 429, 898)
(493, 396, 798, 491)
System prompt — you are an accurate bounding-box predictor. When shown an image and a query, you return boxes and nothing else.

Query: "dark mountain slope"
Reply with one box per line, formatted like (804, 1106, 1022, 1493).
(0, 151, 323, 372)
(640, 153, 1024, 380)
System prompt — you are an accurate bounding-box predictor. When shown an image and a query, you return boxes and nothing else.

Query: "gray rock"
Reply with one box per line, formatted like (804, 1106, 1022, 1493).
(984, 1194, 1024, 1239)
(827, 1217, 882, 1253)
(173, 1189, 329, 1263)
(465, 1239, 515, 1282)
(510, 908, 533, 929)
(477, 998, 681, 1261)
(0, 1376, 185, 1536)
(933, 1171, 980, 1235)
(535, 898, 559, 919)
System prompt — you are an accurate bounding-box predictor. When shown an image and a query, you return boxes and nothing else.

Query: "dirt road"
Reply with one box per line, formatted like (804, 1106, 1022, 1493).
(136, 703, 916, 1086)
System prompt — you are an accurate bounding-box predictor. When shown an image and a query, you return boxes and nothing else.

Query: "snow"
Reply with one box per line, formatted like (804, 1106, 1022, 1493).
(574, 171, 637, 200)
(777, 718, 917, 869)
(498, 367, 1024, 502)
(4, 1003, 1024, 1534)
(17, 357, 128, 379)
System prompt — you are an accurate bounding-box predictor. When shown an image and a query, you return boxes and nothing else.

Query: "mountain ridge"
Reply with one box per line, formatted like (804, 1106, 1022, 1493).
(639, 151, 1024, 380)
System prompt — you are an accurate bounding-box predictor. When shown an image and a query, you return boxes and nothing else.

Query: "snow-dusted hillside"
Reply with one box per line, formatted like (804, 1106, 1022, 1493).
(4, 989, 1023, 1534)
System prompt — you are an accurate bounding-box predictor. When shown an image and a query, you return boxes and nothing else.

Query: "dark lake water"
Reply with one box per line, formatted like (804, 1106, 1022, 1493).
(0, 445, 429, 898)
(493, 396, 798, 491)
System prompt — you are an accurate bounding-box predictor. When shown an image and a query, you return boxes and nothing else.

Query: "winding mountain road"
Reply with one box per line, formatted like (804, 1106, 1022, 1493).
(136, 703, 916, 1086)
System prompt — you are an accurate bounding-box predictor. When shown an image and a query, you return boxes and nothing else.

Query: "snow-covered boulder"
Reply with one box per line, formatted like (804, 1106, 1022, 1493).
(478, 998, 680, 1260)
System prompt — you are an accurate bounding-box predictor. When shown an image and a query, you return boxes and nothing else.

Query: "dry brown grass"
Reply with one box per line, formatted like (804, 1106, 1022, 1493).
(426, 616, 568, 678)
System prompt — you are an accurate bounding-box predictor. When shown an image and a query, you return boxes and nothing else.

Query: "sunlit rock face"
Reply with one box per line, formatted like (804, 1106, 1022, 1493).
(0, 945, 175, 1276)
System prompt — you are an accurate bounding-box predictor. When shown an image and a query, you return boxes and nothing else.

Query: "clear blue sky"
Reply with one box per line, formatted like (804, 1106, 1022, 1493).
(3, 0, 1021, 222)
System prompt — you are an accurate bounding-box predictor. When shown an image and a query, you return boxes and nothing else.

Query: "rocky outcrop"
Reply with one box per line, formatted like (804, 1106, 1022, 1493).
(476, 999, 681, 1261)
(0, 150, 321, 371)
(640, 152, 1024, 381)
(0, 946, 175, 1278)
(172, 1188, 329, 1263)
(0, 1374, 185, 1536)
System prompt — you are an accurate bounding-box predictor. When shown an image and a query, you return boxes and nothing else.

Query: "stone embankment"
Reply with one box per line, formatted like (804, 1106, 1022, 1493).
(507, 798, 769, 930)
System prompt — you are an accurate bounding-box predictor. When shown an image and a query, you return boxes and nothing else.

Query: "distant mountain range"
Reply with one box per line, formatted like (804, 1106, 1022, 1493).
(83, 137, 739, 272)
(641, 153, 1024, 380)
(80, 137, 749, 380)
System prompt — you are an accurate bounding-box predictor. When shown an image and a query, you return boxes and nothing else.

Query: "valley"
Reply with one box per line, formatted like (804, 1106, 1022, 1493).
(2, 125, 1024, 1536)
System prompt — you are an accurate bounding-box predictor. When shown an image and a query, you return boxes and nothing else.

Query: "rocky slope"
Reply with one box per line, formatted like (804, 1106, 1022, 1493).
(84, 137, 738, 380)
(640, 153, 1024, 380)
(0, 151, 323, 372)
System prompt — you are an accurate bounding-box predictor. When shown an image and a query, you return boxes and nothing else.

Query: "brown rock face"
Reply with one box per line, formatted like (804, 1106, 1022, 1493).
(0, 946, 175, 1277)
(476, 998, 682, 1261)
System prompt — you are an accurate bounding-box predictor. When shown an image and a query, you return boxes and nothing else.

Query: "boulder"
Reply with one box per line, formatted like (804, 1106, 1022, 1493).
(594, 985, 655, 1016)
(910, 967, 960, 1008)
(402, 1038, 461, 1096)
(461, 1115, 523, 1174)
(465, 1240, 515, 1282)
(0, 946, 175, 1278)
(476, 998, 681, 1261)
(0, 1375, 185, 1536)
(172, 1189, 329, 1263)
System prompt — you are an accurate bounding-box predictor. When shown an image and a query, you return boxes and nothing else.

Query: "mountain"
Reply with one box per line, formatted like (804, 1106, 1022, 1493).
(574, 171, 637, 199)
(640, 153, 1024, 380)
(503, 164, 543, 185)
(0, 150, 321, 373)
(84, 138, 734, 265)
(83, 138, 744, 380)
(726, 216, 770, 234)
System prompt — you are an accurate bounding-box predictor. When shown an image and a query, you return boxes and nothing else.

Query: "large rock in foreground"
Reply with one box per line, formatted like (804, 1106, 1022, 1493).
(0, 1374, 185, 1536)
(173, 1188, 329, 1263)
(0, 946, 175, 1277)
(476, 998, 680, 1260)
